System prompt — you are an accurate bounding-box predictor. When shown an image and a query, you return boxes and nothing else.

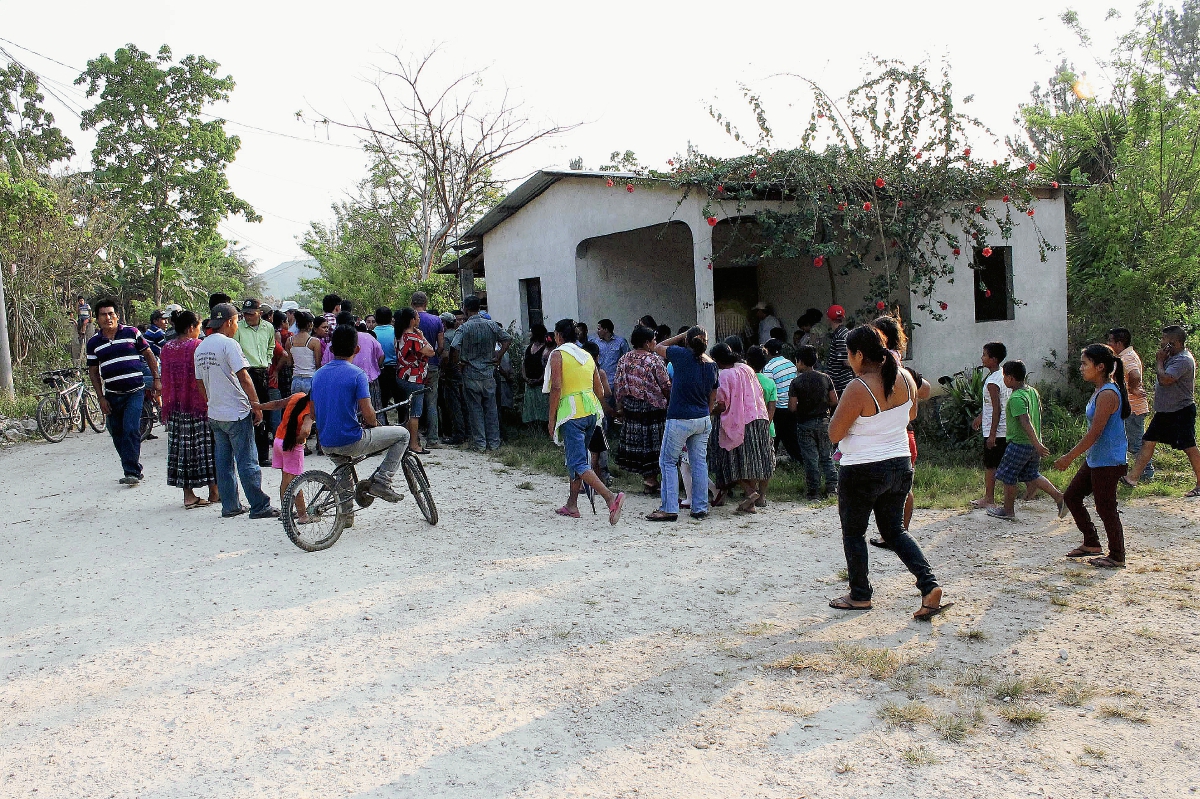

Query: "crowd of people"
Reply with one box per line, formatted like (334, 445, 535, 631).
(83, 288, 1200, 621)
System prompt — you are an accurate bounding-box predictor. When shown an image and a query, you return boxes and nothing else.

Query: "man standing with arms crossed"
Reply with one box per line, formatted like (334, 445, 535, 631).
(233, 298, 276, 466)
(87, 297, 160, 486)
(1106, 327, 1154, 482)
(1124, 325, 1200, 495)
(194, 303, 278, 519)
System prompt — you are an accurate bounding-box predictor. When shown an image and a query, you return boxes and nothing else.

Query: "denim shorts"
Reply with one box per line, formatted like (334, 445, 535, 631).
(291, 375, 313, 394)
(397, 379, 425, 417)
(996, 442, 1040, 485)
(561, 414, 597, 480)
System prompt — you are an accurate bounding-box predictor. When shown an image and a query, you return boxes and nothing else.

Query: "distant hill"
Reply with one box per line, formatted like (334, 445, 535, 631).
(257, 258, 319, 303)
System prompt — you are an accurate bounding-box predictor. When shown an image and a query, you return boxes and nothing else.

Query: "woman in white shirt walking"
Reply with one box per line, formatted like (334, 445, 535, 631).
(827, 326, 951, 621)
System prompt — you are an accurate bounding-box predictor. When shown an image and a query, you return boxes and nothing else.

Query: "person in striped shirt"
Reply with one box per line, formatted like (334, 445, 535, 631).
(86, 297, 160, 486)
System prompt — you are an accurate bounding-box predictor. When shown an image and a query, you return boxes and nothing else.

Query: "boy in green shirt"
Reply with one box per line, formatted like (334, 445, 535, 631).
(987, 360, 1065, 520)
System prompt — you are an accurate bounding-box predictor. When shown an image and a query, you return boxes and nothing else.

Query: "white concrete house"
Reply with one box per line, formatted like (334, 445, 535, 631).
(453, 170, 1068, 383)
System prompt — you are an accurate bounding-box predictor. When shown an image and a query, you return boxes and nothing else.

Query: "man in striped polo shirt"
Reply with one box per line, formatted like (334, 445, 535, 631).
(86, 297, 160, 486)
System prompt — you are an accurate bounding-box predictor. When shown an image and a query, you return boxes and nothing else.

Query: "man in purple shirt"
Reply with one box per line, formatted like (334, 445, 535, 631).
(412, 291, 445, 448)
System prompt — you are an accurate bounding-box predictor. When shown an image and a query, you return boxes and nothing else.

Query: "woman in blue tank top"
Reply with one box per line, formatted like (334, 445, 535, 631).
(1054, 344, 1132, 568)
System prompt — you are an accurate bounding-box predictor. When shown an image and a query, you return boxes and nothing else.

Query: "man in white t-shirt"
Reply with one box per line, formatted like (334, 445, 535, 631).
(194, 303, 278, 520)
(971, 342, 1011, 509)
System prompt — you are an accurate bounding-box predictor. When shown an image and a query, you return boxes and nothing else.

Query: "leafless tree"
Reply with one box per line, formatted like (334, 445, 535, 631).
(321, 47, 579, 280)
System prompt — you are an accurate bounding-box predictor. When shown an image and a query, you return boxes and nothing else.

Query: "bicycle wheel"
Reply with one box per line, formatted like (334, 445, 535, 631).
(36, 395, 71, 443)
(402, 454, 438, 525)
(139, 400, 158, 441)
(282, 470, 348, 551)
(82, 390, 105, 433)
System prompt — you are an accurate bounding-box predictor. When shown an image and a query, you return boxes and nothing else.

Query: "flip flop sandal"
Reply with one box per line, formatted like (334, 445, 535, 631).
(914, 601, 955, 621)
(608, 492, 626, 525)
(1119, 477, 1138, 489)
(1088, 556, 1126, 568)
(1066, 546, 1103, 558)
(184, 499, 209, 509)
(555, 506, 581, 518)
(641, 484, 660, 495)
(829, 596, 872, 611)
(645, 511, 678, 522)
(1187, 487, 1200, 498)
(986, 507, 1016, 521)
(868, 537, 893, 550)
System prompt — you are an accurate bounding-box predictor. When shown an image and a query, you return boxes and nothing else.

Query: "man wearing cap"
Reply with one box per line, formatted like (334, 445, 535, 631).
(824, 305, 854, 396)
(752, 302, 782, 347)
(233, 298, 276, 466)
(194, 303, 278, 519)
(86, 296, 160, 486)
(280, 301, 300, 335)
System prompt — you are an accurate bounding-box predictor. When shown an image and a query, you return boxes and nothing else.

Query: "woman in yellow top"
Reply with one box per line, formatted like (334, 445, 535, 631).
(546, 318, 626, 524)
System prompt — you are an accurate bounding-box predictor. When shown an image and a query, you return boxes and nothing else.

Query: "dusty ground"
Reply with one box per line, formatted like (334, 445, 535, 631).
(1, 428, 1198, 798)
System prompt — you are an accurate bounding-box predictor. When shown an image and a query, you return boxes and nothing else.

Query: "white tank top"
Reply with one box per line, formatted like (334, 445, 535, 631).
(290, 336, 317, 377)
(838, 376, 913, 466)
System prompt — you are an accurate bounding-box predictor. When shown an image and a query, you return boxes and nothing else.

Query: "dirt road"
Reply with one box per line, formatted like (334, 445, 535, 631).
(1, 430, 1197, 797)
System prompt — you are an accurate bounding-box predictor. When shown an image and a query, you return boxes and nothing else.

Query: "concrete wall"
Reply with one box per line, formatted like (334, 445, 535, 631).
(481, 176, 1068, 385)
(575, 222, 696, 337)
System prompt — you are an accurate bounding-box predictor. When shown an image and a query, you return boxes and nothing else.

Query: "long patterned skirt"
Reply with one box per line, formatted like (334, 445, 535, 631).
(615, 398, 666, 477)
(711, 418, 776, 486)
(166, 412, 217, 488)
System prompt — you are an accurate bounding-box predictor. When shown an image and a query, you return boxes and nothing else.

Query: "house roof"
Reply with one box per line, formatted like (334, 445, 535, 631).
(458, 169, 640, 244)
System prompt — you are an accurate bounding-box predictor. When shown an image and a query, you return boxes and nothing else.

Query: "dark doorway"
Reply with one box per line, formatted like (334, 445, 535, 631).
(973, 246, 1014, 322)
(714, 266, 759, 314)
(521, 278, 544, 330)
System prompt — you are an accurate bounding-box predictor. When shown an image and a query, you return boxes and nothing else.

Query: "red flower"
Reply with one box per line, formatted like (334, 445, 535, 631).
(667, 159, 674, 166)
(953, 247, 961, 256)
(817, 111, 825, 118)
(1028, 162, 1037, 171)
(813, 255, 825, 268)
(717, 184, 724, 193)
(863, 202, 872, 211)
(876, 300, 887, 310)
(992, 159, 998, 166)
(606, 178, 614, 187)
(897, 201, 904, 208)
(837, 202, 846, 211)
(1027, 209, 1035, 216)
(1003, 195, 1011, 203)
(985, 289, 992, 298)
(971, 231, 979, 239)
(1051, 181, 1060, 189)
(974, 206, 982, 213)
(982, 247, 993, 257)
(707, 216, 718, 227)
(749, 169, 758, 179)
(915, 152, 923, 159)
(938, 301, 948, 311)
(890, 239, 899, 248)
(964, 148, 972, 157)
(626, 183, 635, 193)
(875, 177, 886, 188)
(827, 185, 833, 193)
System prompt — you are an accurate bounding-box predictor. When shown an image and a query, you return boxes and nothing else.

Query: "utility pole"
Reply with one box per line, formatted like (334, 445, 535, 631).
(0, 261, 14, 401)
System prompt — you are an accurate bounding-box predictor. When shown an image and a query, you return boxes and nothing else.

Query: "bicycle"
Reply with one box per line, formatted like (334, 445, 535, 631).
(140, 397, 160, 441)
(280, 392, 437, 552)
(36, 368, 104, 443)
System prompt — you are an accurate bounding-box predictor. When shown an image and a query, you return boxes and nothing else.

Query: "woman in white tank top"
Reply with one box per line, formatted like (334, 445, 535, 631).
(826, 325, 951, 621)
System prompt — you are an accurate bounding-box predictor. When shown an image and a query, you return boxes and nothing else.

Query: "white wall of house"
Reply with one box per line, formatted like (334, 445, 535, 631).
(481, 174, 1067, 384)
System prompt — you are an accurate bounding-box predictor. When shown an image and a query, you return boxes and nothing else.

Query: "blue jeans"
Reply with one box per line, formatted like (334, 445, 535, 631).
(838, 457, 937, 602)
(795, 417, 838, 495)
(292, 375, 313, 394)
(560, 414, 596, 479)
(421, 367, 441, 442)
(105, 390, 144, 478)
(659, 416, 712, 514)
(1125, 412, 1154, 478)
(210, 414, 272, 516)
(397, 379, 426, 417)
(266, 387, 282, 436)
(464, 374, 500, 450)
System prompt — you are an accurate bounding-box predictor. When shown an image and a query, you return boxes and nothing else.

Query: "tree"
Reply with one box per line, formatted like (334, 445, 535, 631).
(316, 47, 575, 280)
(76, 44, 259, 305)
(0, 60, 75, 170)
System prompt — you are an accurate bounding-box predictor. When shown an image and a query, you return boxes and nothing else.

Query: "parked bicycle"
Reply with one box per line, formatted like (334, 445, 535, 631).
(140, 398, 160, 442)
(281, 392, 437, 552)
(36, 368, 105, 443)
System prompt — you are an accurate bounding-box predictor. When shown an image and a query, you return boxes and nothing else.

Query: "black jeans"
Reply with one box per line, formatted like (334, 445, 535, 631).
(246, 367, 271, 464)
(838, 456, 938, 602)
(378, 365, 399, 425)
(774, 407, 804, 462)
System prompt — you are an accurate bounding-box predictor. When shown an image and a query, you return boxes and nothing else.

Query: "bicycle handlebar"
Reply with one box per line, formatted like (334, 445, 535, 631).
(376, 388, 427, 416)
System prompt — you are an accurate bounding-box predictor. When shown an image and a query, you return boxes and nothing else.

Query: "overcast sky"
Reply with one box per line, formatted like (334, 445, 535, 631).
(6, 1, 1138, 272)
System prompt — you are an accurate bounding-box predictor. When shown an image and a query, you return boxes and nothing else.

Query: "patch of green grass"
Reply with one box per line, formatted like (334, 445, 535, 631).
(831, 644, 904, 681)
(835, 568, 849, 582)
(1098, 702, 1150, 723)
(933, 712, 971, 742)
(878, 700, 934, 726)
(901, 745, 940, 766)
(999, 703, 1047, 727)
(955, 628, 989, 641)
(516, 481, 535, 490)
(1050, 594, 1072, 608)
(955, 666, 992, 690)
(993, 677, 1030, 701)
(1058, 681, 1095, 707)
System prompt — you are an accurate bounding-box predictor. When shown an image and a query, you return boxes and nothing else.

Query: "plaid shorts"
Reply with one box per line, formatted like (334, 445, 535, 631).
(995, 442, 1040, 485)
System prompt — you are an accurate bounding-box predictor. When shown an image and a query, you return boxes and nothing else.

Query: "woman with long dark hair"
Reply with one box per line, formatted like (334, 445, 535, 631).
(710, 343, 774, 513)
(521, 323, 552, 426)
(612, 325, 671, 492)
(1053, 344, 1133, 568)
(828, 325, 949, 620)
(160, 310, 218, 508)
(647, 327, 718, 521)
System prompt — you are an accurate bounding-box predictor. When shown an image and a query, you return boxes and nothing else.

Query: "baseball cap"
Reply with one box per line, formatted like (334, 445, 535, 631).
(164, 303, 183, 314)
(206, 302, 239, 329)
(150, 309, 166, 321)
(241, 298, 261, 312)
(752, 301, 770, 311)
(280, 300, 300, 312)
(827, 304, 846, 321)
